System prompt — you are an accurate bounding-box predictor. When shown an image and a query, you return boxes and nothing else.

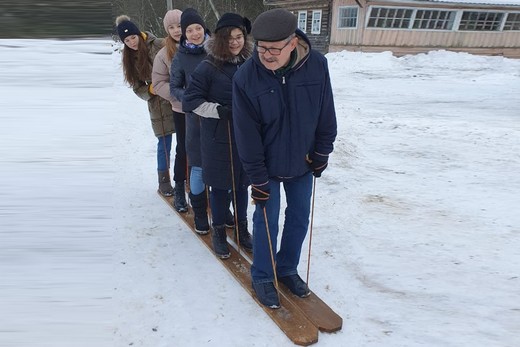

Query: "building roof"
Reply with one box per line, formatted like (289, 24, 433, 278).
(422, 0, 520, 6)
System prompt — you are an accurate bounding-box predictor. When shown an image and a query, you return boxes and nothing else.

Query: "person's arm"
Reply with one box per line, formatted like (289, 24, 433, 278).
(232, 78, 269, 186)
(132, 81, 153, 101)
(169, 53, 185, 103)
(313, 57, 337, 157)
(152, 48, 177, 103)
(182, 62, 219, 118)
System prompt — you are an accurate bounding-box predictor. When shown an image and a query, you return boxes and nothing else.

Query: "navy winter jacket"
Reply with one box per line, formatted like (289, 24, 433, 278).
(170, 38, 207, 167)
(232, 30, 337, 185)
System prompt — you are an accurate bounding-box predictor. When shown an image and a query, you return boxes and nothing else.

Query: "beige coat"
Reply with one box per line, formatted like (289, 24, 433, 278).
(132, 32, 174, 137)
(152, 46, 182, 113)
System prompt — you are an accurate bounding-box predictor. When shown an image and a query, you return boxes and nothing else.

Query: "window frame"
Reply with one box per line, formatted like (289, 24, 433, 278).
(311, 9, 322, 34)
(338, 6, 359, 29)
(298, 10, 307, 33)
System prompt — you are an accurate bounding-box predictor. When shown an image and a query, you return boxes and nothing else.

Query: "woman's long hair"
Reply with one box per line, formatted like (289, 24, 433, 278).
(164, 35, 179, 62)
(122, 35, 152, 86)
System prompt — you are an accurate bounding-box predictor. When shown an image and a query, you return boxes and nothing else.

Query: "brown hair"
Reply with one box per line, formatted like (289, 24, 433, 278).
(164, 35, 179, 62)
(211, 26, 248, 67)
(121, 34, 153, 86)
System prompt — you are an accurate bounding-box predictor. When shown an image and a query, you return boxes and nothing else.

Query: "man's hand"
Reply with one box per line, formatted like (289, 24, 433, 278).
(251, 182, 270, 208)
(306, 152, 328, 177)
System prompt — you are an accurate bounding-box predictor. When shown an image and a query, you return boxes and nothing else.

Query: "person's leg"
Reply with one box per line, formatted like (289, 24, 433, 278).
(276, 173, 313, 277)
(235, 187, 252, 252)
(251, 180, 281, 283)
(189, 166, 208, 233)
(210, 188, 230, 258)
(157, 135, 174, 196)
(189, 166, 204, 195)
(172, 112, 188, 211)
(172, 111, 186, 183)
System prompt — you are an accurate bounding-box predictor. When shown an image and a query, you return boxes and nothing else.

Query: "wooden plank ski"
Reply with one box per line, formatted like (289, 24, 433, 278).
(158, 192, 319, 346)
(226, 229, 343, 333)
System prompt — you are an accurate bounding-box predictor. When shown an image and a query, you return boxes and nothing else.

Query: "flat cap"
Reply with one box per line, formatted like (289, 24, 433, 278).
(252, 9, 297, 42)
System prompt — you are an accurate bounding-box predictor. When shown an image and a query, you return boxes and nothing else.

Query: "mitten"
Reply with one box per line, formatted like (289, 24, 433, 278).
(251, 182, 270, 208)
(307, 152, 328, 178)
(217, 105, 232, 121)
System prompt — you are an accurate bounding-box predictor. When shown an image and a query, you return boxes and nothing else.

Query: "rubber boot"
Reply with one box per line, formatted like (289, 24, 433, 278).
(212, 224, 230, 259)
(158, 170, 174, 197)
(174, 181, 188, 213)
(189, 191, 209, 234)
(236, 220, 253, 252)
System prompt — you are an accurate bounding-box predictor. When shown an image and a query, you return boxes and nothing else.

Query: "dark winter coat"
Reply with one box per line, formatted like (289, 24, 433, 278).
(132, 32, 174, 138)
(232, 29, 337, 185)
(182, 38, 253, 190)
(170, 37, 208, 167)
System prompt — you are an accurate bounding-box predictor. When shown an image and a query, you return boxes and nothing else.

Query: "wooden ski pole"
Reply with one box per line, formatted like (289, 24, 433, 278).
(306, 175, 317, 286)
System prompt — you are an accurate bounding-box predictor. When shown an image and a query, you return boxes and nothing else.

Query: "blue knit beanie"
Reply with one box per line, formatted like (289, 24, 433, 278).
(116, 15, 141, 41)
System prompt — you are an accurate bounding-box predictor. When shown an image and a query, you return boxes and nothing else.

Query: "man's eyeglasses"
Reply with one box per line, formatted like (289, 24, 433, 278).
(255, 39, 292, 56)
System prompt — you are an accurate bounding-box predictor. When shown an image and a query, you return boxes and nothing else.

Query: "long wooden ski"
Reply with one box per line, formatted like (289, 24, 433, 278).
(158, 192, 319, 346)
(225, 229, 343, 333)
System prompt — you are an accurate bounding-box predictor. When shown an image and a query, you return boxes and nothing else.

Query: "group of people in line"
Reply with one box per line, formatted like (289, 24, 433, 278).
(116, 7, 337, 309)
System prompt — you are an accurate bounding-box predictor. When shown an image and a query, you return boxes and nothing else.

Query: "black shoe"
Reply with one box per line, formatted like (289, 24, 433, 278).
(212, 225, 230, 259)
(225, 209, 235, 228)
(278, 274, 311, 298)
(252, 281, 280, 309)
(189, 192, 209, 235)
(158, 171, 174, 197)
(174, 182, 188, 213)
(236, 220, 253, 252)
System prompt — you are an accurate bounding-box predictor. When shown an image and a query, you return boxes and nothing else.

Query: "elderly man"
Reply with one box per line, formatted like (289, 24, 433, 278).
(232, 9, 337, 308)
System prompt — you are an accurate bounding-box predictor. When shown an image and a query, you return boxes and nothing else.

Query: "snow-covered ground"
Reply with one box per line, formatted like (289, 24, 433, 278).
(1, 39, 519, 347)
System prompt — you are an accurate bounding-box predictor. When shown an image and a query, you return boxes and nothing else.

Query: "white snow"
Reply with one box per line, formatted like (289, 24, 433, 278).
(1, 39, 519, 347)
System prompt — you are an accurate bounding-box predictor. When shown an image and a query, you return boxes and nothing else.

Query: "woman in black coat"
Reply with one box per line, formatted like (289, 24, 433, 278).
(183, 13, 253, 259)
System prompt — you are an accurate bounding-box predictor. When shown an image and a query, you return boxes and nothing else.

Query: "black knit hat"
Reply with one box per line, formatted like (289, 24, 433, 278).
(252, 9, 297, 42)
(181, 8, 206, 37)
(215, 13, 251, 34)
(116, 15, 141, 41)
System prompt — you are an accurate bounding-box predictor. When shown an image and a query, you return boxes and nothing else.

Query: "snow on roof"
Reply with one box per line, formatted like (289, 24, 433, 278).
(421, 0, 520, 6)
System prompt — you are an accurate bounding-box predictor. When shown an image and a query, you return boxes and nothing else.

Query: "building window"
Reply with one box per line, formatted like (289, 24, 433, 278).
(311, 10, 322, 34)
(338, 6, 358, 28)
(367, 7, 414, 29)
(504, 12, 520, 30)
(413, 10, 456, 30)
(298, 11, 307, 32)
(458, 11, 504, 31)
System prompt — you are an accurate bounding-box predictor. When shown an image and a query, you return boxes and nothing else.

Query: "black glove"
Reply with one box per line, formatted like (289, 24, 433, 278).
(217, 105, 232, 121)
(306, 152, 329, 178)
(251, 182, 270, 208)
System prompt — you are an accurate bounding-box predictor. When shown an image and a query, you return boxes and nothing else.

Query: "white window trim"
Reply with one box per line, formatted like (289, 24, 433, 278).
(338, 6, 358, 29)
(311, 10, 322, 34)
(298, 10, 307, 33)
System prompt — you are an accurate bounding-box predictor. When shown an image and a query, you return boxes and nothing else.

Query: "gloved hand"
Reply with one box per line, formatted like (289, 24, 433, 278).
(217, 105, 232, 121)
(306, 152, 329, 178)
(148, 83, 155, 95)
(251, 182, 270, 208)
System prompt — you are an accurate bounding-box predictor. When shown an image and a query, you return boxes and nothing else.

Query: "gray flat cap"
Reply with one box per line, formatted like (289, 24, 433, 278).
(252, 8, 297, 42)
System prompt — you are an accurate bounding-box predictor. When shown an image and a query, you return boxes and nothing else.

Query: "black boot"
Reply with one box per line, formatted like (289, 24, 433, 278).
(189, 192, 209, 234)
(225, 192, 235, 228)
(212, 224, 230, 259)
(158, 170, 174, 197)
(174, 181, 188, 213)
(236, 220, 253, 252)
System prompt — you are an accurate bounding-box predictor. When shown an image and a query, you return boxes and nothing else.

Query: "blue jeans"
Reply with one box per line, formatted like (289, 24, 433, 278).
(251, 172, 313, 283)
(190, 166, 205, 195)
(157, 135, 172, 171)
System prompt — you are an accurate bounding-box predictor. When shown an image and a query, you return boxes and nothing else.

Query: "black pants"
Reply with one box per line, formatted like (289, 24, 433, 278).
(172, 111, 187, 183)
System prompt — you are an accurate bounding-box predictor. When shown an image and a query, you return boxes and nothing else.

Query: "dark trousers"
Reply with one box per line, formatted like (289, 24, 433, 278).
(172, 111, 186, 183)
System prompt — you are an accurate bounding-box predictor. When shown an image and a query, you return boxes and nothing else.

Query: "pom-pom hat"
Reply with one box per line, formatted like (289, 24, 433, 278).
(115, 15, 141, 41)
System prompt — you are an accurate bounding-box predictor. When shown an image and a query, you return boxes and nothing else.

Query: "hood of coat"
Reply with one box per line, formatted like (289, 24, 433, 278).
(204, 35, 253, 65)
